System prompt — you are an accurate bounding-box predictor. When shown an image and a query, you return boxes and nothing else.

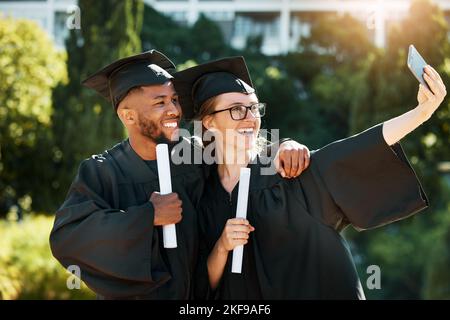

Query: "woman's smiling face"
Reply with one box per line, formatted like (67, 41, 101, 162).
(202, 92, 261, 153)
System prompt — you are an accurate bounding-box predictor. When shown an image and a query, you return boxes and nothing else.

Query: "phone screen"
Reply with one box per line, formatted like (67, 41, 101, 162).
(407, 45, 430, 90)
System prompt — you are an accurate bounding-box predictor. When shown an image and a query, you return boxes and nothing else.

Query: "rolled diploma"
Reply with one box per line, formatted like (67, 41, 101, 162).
(231, 167, 251, 273)
(156, 144, 177, 248)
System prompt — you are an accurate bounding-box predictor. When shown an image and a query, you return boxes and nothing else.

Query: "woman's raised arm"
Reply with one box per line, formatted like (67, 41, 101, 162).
(382, 65, 446, 146)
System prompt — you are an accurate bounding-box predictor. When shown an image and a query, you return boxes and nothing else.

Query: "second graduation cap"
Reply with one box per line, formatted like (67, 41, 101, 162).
(172, 56, 255, 120)
(82, 50, 176, 109)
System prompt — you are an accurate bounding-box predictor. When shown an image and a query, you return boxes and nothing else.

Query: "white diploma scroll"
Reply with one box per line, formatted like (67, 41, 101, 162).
(231, 168, 251, 273)
(156, 144, 177, 248)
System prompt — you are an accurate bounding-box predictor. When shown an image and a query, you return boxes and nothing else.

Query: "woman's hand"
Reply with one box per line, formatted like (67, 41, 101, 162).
(416, 65, 447, 121)
(217, 218, 255, 253)
(207, 218, 254, 290)
(382, 65, 446, 146)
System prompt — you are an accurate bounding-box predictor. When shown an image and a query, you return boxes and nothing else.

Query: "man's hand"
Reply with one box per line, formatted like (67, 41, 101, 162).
(274, 140, 311, 178)
(150, 192, 182, 226)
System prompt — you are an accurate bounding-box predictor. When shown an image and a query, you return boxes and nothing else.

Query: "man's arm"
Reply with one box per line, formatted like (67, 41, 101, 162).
(49, 158, 181, 298)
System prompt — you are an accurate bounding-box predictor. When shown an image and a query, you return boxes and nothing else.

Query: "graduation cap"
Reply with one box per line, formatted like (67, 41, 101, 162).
(82, 50, 176, 109)
(172, 56, 255, 120)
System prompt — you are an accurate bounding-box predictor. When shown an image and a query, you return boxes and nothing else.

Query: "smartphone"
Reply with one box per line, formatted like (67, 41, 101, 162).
(407, 45, 430, 90)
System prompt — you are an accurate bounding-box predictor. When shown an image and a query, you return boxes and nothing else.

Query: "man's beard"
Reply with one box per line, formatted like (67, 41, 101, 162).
(138, 114, 178, 145)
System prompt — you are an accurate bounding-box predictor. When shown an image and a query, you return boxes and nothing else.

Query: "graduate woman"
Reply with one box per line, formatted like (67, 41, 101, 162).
(173, 56, 446, 299)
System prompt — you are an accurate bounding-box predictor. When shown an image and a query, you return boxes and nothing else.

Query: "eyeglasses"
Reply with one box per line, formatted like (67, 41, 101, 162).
(209, 102, 266, 120)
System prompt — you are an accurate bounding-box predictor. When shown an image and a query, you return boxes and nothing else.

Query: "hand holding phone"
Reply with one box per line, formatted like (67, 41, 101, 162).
(407, 45, 430, 90)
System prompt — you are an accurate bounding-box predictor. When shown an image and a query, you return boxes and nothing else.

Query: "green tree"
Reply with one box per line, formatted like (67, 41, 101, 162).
(51, 0, 144, 209)
(0, 18, 67, 216)
(141, 6, 233, 64)
(423, 201, 450, 299)
(284, 13, 375, 147)
(189, 14, 231, 61)
(140, 5, 191, 63)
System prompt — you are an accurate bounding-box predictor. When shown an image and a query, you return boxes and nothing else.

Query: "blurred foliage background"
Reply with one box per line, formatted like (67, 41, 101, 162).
(0, 0, 449, 299)
(0, 215, 94, 299)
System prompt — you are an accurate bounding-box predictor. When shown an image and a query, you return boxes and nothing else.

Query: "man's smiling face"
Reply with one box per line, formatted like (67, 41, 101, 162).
(118, 81, 182, 144)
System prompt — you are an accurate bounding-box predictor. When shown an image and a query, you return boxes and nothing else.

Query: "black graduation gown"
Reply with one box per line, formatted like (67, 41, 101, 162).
(196, 124, 428, 300)
(49, 138, 205, 299)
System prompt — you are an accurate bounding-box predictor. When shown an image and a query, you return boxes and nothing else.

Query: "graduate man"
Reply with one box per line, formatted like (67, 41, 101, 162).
(49, 50, 311, 299)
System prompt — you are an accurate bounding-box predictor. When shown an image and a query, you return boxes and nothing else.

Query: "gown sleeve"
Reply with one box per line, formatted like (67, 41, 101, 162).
(300, 123, 429, 231)
(49, 157, 170, 298)
(193, 228, 212, 300)
(193, 204, 220, 300)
